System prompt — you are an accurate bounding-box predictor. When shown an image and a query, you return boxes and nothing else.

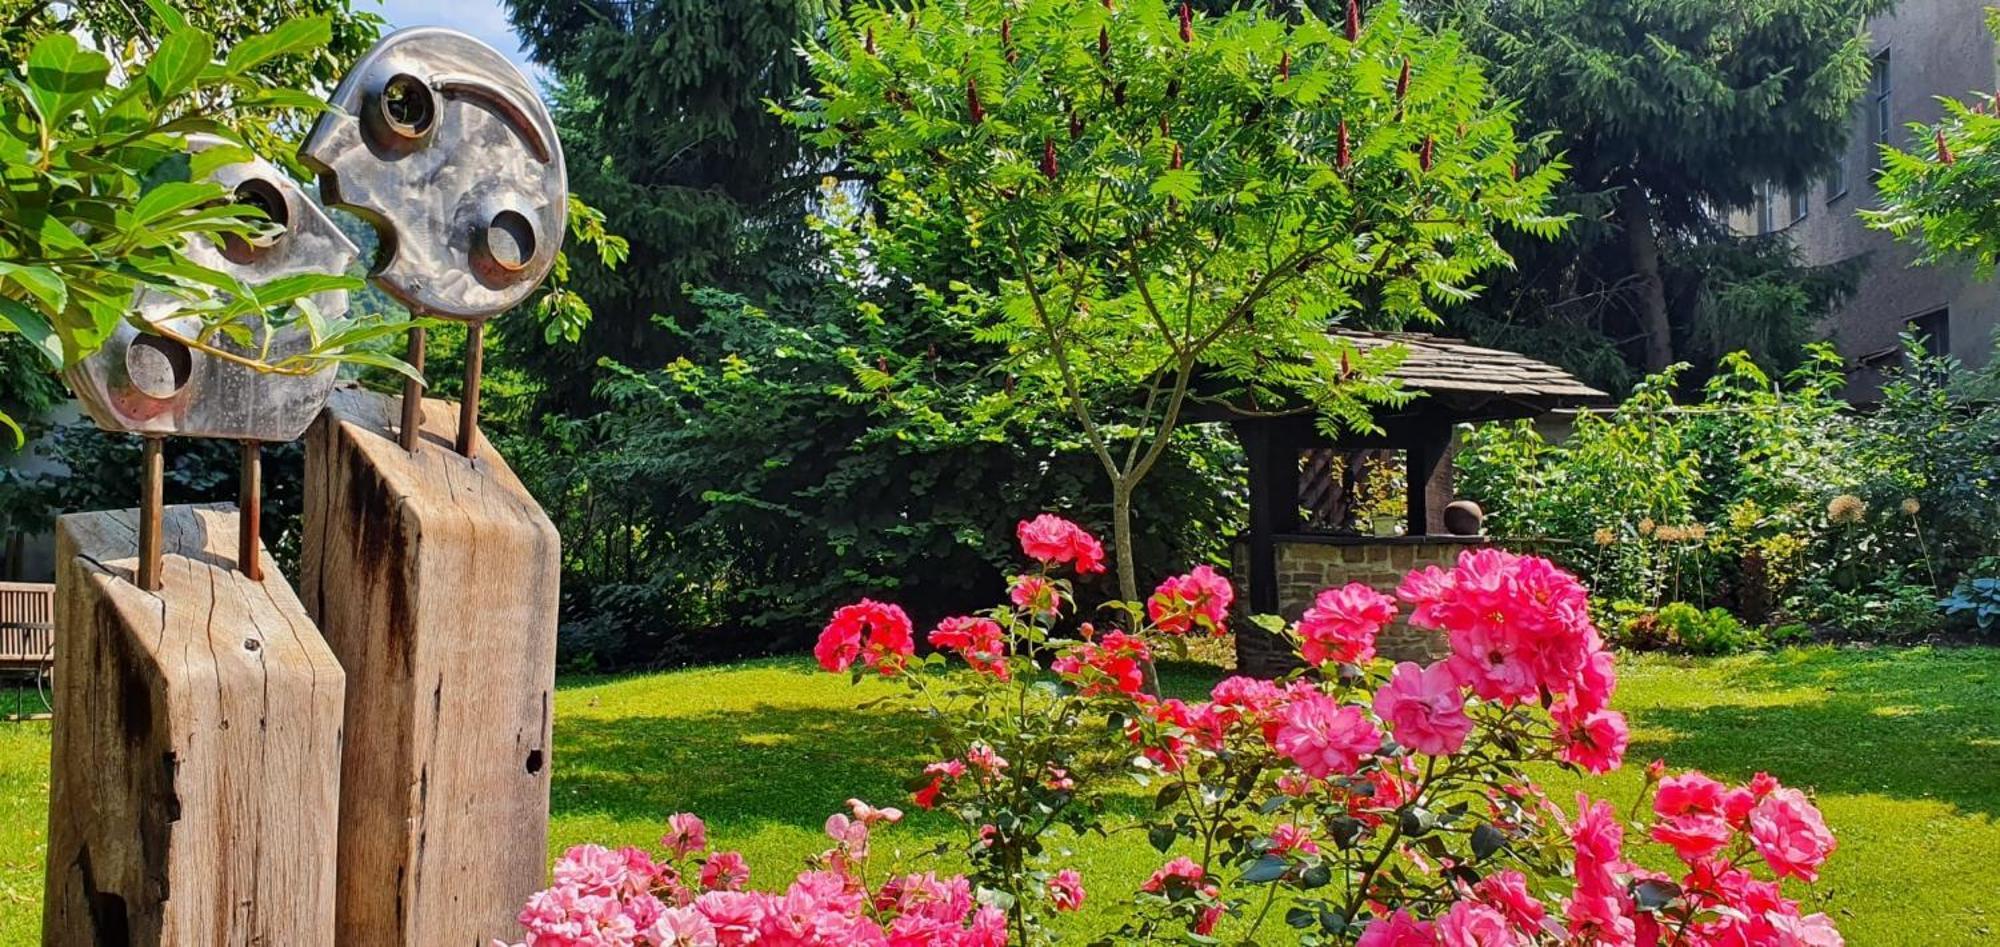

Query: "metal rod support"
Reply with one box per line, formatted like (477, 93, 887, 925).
(239, 441, 263, 581)
(399, 326, 427, 452)
(138, 436, 165, 591)
(456, 322, 484, 458)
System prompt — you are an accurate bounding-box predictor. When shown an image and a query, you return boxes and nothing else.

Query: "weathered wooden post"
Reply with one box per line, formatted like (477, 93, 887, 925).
(297, 28, 569, 944)
(302, 388, 560, 943)
(43, 145, 358, 945)
(43, 505, 345, 945)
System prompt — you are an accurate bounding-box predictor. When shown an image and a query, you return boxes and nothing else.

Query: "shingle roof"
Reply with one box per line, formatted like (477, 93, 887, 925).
(1335, 331, 1610, 409)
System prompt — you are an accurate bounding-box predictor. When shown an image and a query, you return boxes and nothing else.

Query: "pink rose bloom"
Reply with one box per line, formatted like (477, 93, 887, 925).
(1437, 900, 1517, 947)
(1552, 702, 1628, 775)
(1650, 813, 1734, 864)
(1563, 888, 1636, 947)
(1298, 583, 1397, 665)
(1356, 909, 1437, 947)
(825, 813, 871, 858)
(1655, 770, 1729, 818)
(1147, 564, 1235, 636)
(966, 905, 1010, 946)
(1195, 904, 1226, 936)
(1270, 822, 1320, 855)
(816, 600, 915, 675)
(965, 742, 1010, 776)
(1472, 870, 1546, 930)
(1572, 647, 1617, 714)
(1749, 787, 1836, 882)
(700, 851, 750, 891)
(515, 884, 638, 947)
(912, 759, 966, 810)
(1569, 795, 1624, 870)
(1373, 661, 1474, 755)
(645, 905, 719, 946)
(1141, 856, 1207, 894)
(847, 798, 903, 826)
(1047, 868, 1085, 912)
(1016, 513, 1106, 574)
(663, 813, 708, 858)
(1768, 912, 1846, 947)
(551, 844, 632, 897)
(693, 890, 765, 946)
(1009, 575, 1065, 617)
(928, 615, 1010, 680)
(1274, 691, 1381, 779)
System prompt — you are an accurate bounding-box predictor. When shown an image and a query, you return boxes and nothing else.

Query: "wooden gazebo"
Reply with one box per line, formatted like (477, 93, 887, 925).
(1197, 332, 1609, 675)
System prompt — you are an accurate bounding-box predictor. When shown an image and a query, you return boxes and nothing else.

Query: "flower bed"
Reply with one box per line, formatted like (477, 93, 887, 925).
(503, 516, 1841, 946)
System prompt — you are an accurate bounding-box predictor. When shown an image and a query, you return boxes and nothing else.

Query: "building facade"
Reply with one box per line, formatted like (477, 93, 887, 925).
(1741, 0, 1998, 396)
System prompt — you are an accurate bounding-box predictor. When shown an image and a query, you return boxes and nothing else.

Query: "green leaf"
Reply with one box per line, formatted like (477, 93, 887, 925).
(144, 30, 214, 105)
(140, 0, 190, 32)
(0, 263, 67, 314)
(0, 296, 64, 368)
(189, 144, 257, 180)
(223, 17, 333, 76)
(132, 181, 225, 230)
(1470, 823, 1507, 861)
(1238, 853, 1289, 884)
(25, 33, 111, 126)
(250, 273, 363, 309)
(319, 348, 425, 384)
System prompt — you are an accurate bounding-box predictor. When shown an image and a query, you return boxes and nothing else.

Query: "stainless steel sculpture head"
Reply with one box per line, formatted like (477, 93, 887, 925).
(300, 27, 568, 321)
(65, 137, 359, 443)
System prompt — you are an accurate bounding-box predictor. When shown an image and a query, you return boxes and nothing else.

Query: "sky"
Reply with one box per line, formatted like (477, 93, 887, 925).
(369, 0, 548, 89)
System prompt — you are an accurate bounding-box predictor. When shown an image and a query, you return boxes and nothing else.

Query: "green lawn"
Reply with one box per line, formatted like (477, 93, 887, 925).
(3, 648, 1997, 943)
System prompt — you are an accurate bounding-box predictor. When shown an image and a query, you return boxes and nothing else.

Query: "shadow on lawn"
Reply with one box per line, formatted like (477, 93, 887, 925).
(1624, 648, 2000, 818)
(547, 666, 1229, 834)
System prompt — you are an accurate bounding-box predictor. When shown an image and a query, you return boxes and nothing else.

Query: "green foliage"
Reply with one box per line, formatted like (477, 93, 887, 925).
(1865, 11, 2000, 274)
(497, 0, 826, 413)
(1942, 570, 2000, 634)
(0, 419, 306, 574)
(787, 0, 1561, 595)
(1429, 0, 1885, 378)
(1459, 341, 2000, 638)
(1612, 601, 1763, 656)
(0, 10, 423, 438)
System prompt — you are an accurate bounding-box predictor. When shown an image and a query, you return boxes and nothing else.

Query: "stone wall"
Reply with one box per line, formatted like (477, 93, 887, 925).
(1233, 538, 1483, 677)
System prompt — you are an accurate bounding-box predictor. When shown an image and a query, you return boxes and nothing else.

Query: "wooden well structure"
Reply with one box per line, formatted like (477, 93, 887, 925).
(1196, 332, 1609, 676)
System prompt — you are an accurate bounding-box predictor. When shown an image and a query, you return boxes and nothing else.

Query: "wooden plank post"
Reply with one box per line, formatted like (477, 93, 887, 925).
(43, 504, 344, 946)
(302, 386, 559, 945)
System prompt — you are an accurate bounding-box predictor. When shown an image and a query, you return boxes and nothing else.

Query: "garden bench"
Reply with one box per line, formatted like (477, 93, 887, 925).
(0, 580, 54, 719)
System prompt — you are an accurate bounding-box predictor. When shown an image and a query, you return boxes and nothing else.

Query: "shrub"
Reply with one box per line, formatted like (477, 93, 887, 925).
(1461, 340, 2000, 639)
(515, 514, 1846, 945)
(1942, 571, 2000, 634)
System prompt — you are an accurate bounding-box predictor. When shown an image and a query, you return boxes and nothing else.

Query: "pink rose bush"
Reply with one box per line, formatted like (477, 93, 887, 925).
(499, 803, 1008, 947)
(517, 514, 1842, 946)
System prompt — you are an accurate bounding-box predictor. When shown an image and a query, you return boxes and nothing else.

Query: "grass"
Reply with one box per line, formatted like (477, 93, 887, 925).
(2, 648, 1997, 943)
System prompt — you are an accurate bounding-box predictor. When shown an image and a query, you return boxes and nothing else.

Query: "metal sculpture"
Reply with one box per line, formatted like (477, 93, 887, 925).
(301, 27, 568, 456)
(68, 29, 565, 591)
(66, 137, 359, 589)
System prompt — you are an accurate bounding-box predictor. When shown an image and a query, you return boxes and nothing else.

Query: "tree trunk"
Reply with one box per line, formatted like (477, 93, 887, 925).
(1111, 479, 1138, 604)
(1621, 184, 1674, 373)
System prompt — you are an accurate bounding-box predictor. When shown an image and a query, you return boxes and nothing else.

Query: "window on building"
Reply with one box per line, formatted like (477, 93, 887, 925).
(1826, 157, 1847, 202)
(1908, 308, 1950, 359)
(1754, 182, 1776, 234)
(1870, 50, 1892, 177)
(1788, 187, 1809, 224)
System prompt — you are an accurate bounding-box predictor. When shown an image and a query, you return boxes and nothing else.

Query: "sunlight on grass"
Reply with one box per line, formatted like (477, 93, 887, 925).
(1, 648, 1996, 943)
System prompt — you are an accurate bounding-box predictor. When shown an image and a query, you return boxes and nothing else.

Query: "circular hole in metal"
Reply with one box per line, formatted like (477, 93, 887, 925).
(381, 74, 436, 138)
(221, 178, 290, 263)
(484, 210, 536, 272)
(234, 178, 290, 231)
(125, 335, 193, 400)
